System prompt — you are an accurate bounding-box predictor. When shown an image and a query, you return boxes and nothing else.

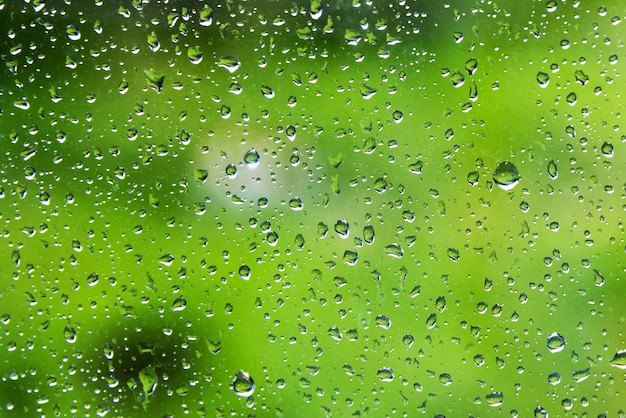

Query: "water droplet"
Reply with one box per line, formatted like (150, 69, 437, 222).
(385, 243, 403, 258)
(294, 234, 305, 250)
(609, 350, 626, 369)
(402, 334, 414, 349)
(486, 392, 504, 407)
(158, 254, 175, 266)
(547, 372, 561, 385)
(187, 46, 203, 64)
(536, 71, 550, 88)
(86, 273, 99, 287)
(566, 92, 577, 105)
(238, 264, 251, 280)
(450, 71, 465, 87)
(220, 104, 231, 118)
(439, 373, 453, 386)
(147, 31, 160, 52)
(426, 313, 437, 329)
(63, 326, 77, 343)
(546, 332, 566, 353)
(218, 56, 241, 73)
(592, 269, 605, 287)
(171, 295, 187, 311)
(435, 295, 447, 312)
(375, 315, 391, 329)
(534, 405, 548, 418)
(334, 219, 350, 238)
(363, 225, 375, 244)
(392, 110, 403, 123)
(572, 367, 590, 382)
(13, 98, 30, 110)
(225, 163, 238, 178)
(243, 149, 260, 167)
(376, 367, 394, 382)
(66, 25, 81, 41)
(143, 68, 165, 93)
(601, 142, 614, 157)
(447, 247, 460, 262)
(465, 58, 478, 75)
(288, 197, 303, 211)
(285, 125, 296, 141)
(261, 85, 275, 98)
(360, 83, 377, 99)
(547, 160, 558, 180)
(493, 161, 521, 191)
(199, 5, 213, 26)
(310, 0, 323, 19)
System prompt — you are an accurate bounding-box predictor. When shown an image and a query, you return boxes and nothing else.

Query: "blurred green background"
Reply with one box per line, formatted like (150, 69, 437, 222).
(1, 0, 624, 416)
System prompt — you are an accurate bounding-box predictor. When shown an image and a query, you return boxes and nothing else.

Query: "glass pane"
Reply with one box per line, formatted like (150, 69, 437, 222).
(1, 1, 624, 416)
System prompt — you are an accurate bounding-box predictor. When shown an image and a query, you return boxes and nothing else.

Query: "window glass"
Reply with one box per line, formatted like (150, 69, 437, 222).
(1, 1, 624, 416)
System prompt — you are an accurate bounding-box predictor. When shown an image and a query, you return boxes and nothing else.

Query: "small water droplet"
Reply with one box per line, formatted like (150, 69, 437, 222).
(66, 25, 81, 40)
(439, 373, 453, 386)
(547, 160, 558, 179)
(547, 372, 561, 385)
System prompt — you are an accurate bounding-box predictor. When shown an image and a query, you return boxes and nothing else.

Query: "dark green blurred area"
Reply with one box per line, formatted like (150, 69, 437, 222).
(1, 0, 624, 416)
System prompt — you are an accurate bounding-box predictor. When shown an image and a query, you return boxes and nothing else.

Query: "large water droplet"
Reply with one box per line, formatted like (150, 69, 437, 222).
(232, 370, 255, 397)
(609, 350, 626, 369)
(493, 161, 521, 191)
(64, 326, 77, 343)
(376, 367, 394, 382)
(486, 392, 504, 407)
(243, 149, 260, 167)
(546, 332, 566, 353)
(218, 56, 241, 73)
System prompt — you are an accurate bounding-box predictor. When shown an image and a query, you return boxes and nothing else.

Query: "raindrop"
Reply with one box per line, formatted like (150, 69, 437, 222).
(261, 85, 275, 98)
(360, 84, 377, 99)
(609, 350, 626, 369)
(66, 25, 81, 40)
(547, 372, 561, 385)
(310, 0, 323, 20)
(147, 31, 160, 52)
(103, 343, 114, 360)
(592, 269, 605, 287)
(439, 373, 453, 386)
(486, 392, 504, 407)
(244, 149, 260, 167)
(158, 254, 175, 266)
(392, 110, 403, 123)
(334, 219, 350, 238)
(546, 332, 566, 353)
(86, 273, 99, 287)
(171, 295, 187, 311)
(225, 164, 238, 178)
(187, 46, 203, 64)
(376, 367, 394, 382)
(493, 161, 521, 191)
(199, 5, 213, 26)
(402, 334, 414, 349)
(13, 98, 30, 110)
(426, 313, 437, 329)
(363, 225, 375, 244)
(289, 197, 303, 211)
(218, 56, 241, 73)
(536, 72, 550, 88)
(63, 326, 77, 343)
(385, 243, 403, 258)
(238, 265, 251, 280)
(547, 160, 558, 180)
(447, 248, 460, 262)
(534, 406, 548, 418)
(601, 142, 614, 157)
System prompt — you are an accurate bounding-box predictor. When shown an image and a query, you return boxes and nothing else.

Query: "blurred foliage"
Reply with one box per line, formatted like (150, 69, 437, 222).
(0, 0, 625, 417)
